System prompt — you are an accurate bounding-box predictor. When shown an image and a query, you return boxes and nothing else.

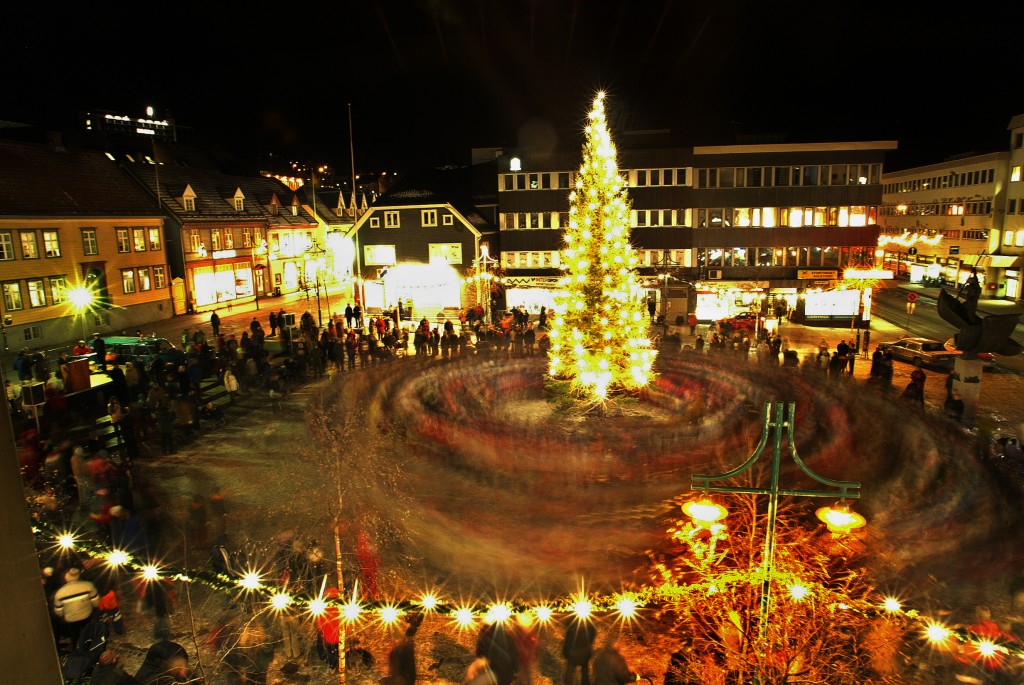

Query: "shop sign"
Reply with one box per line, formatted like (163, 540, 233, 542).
(949, 245, 960, 255)
(212, 249, 237, 260)
(797, 270, 838, 280)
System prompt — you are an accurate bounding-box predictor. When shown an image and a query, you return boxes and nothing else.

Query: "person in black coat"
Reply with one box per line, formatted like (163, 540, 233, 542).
(383, 613, 424, 685)
(133, 640, 192, 685)
(92, 334, 107, 372)
(592, 640, 636, 685)
(563, 616, 597, 685)
(476, 621, 519, 685)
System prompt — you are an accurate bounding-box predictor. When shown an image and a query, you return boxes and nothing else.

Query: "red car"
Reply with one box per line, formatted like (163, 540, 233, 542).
(717, 311, 758, 331)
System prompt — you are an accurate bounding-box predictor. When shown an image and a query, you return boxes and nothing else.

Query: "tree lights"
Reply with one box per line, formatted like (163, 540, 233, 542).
(548, 92, 655, 401)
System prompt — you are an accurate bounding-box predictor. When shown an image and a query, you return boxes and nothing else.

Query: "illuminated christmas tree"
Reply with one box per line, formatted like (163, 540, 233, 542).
(548, 92, 656, 401)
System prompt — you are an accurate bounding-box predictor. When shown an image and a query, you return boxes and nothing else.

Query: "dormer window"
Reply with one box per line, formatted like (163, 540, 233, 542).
(235, 198, 245, 211)
(292, 204, 298, 216)
(182, 184, 197, 212)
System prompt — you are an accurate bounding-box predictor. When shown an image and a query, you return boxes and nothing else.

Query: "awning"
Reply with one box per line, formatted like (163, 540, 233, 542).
(967, 255, 1019, 268)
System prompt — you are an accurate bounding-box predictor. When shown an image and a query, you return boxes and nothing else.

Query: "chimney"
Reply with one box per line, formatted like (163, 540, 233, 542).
(46, 131, 65, 152)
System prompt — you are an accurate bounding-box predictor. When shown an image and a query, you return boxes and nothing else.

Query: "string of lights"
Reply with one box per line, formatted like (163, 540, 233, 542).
(34, 522, 1024, 670)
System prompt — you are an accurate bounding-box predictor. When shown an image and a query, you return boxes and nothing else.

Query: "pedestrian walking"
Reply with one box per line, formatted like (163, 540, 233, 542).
(269, 310, 278, 337)
(563, 615, 597, 685)
(92, 333, 107, 372)
(210, 311, 220, 337)
(52, 567, 100, 647)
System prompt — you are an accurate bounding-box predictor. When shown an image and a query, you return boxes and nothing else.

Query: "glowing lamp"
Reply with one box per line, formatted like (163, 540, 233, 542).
(58, 534, 76, 550)
(925, 623, 950, 643)
(67, 287, 94, 310)
(534, 606, 554, 623)
(141, 565, 160, 581)
(977, 640, 998, 658)
(379, 606, 401, 625)
(616, 598, 638, 618)
(343, 602, 362, 621)
(882, 597, 902, 613)
(788, 584, 809, 601)
(486, 603, 512, 624)
(270, 593, 292, 610)
(572, 600, 592, 619)
(420, 594, 438, 610)
(815, 501, 866, 535)
(238, 571, 261, 591)
(454, 608, 475, 627)
(106, 550, 129, 567)
(308, 598, 328, 616)
(682, 498, 728, 527)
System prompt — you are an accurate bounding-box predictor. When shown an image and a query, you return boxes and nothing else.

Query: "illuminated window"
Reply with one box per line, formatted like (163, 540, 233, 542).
(188, 230, 201, 253)
(147, 228, 161, 251)
(788, 207, 803, 228)
(762, 207, 777, 227)
(122, 269, 136, 294)
(384, 211, 400, 228)
(242, 227, 252, 248)
(116, 228, 130, 253)
(20, 231, 39, 259)
(0, 233, 14, 261)
(138, 267, 151, 291)
(1012, 166, 1021, 183)
(133, 228, 147, 251)
(81, 229, 98, 256)
(1008, 231, 1016, 246)
(50, 276, 66, 304)
(734, 208, 751, 227)
(234, 197, 244, 211)
(2, 282, 23, 310)
(224, 229, 234, 249)
(43, 230, 61, 257)
(27, 279, 46, 307)
(211, 229, 221, 251)
(422, 210, 438, 227)
(153, 266, 166, 289)
(184, 197, 195, 211)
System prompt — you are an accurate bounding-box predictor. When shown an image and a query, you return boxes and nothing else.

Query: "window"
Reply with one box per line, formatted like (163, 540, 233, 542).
(234, 198, 244, 211)
(1018, 232, 1024, 247)
(116, 228, 130, 253)
(1006, 231, 1016, 246)
(558, 172, 570, 189)
(224, 229, 234, 249)
(50, 276, 66, 304)
(43, 230, 61, 257)
(442, 214, 454, 226)
(133, 227, 147, 251)
(27, 279, 46, 307)
(138, 267, 151, 291)
(1013, 166, 1022, 183)
(153, 266, 166, 289)
(184, 197, 195, 211)
(2, 282, 23, 310)
(211, 229, 221, 251)
(22, 325, 41, 342)
(369, 217, 381, 228)
(20, 231, 39, 259)
(384, 211, 400, 228)
(81, 228, 98, 255)
(1011, 200, 1018, 215)
(529, 174, 539, 189)
(188, 230, 201, 253)
(121, 269, 136, 294)
(1016, 133, 1024, 149)
(422, 210, 438, 227)
(0, 232, 13, 260)
(242, 227, 252, 248)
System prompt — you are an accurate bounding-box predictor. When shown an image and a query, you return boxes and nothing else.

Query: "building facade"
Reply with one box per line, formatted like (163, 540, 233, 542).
(493, 140, 895, 324)
(0, 139, 172, 350)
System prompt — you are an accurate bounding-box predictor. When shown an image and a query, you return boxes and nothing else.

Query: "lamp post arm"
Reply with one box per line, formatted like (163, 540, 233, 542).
(783, 403, 861, 499)
(691, 403, 773, 489)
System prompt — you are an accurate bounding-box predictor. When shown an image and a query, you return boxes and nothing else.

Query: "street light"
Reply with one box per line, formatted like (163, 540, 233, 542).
(67, 285, 96, 342)
(251, 239, 268, 310)
(475, 244, 498, 324)
(688, 401, 863, 643)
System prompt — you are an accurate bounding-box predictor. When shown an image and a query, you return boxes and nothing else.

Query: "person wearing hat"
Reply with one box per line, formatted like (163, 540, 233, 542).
(52, 567, 100, 646)
(73, 339, 92, 357)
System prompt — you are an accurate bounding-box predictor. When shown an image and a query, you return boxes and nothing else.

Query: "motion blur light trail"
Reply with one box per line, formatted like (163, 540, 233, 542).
(309, 354, 1023, 598)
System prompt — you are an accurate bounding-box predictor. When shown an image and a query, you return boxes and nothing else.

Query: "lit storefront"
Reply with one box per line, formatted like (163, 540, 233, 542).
(269, 229, 314, 294)
(365, 263, 462, 316)
(187, 249, 255, 309)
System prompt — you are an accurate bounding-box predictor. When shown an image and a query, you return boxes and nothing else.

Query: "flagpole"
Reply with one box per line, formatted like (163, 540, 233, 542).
(348, 103, 364, 308)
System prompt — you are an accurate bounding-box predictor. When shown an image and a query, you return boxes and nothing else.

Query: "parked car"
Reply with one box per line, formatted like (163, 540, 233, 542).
(717, 311, 758, 332)
(943, 338, 997, 368)
(101, 335, 187, 371)
(877, 337, 958, 369)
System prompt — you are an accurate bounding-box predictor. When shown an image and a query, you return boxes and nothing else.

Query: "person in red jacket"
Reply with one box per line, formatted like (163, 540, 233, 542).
(314, 587, 341, 669)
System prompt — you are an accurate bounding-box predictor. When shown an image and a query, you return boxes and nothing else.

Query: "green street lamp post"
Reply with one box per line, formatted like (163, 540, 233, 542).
(689, 401, 863, 643)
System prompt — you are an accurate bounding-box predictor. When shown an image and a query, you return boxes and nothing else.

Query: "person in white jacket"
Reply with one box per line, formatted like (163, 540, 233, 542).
(52, 567, 100, 646)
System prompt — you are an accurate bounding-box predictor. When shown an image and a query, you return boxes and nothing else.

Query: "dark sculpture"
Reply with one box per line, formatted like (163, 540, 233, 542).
(938, 268, 1023, 358)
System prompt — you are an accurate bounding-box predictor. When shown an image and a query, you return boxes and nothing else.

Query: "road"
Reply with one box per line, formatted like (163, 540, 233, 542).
(872, 282, 1024, 374)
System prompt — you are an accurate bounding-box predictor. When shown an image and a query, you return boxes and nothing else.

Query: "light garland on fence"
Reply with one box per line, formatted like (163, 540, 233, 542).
(34, 522, 1024, 671)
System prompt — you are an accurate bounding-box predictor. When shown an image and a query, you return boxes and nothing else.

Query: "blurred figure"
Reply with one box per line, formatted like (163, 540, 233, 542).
(562, 615, 597, 685)
(592, 635, 637, 685)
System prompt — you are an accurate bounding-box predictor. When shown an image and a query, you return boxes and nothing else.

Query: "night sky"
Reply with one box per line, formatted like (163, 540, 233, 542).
(3, 1, 1024, 173)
